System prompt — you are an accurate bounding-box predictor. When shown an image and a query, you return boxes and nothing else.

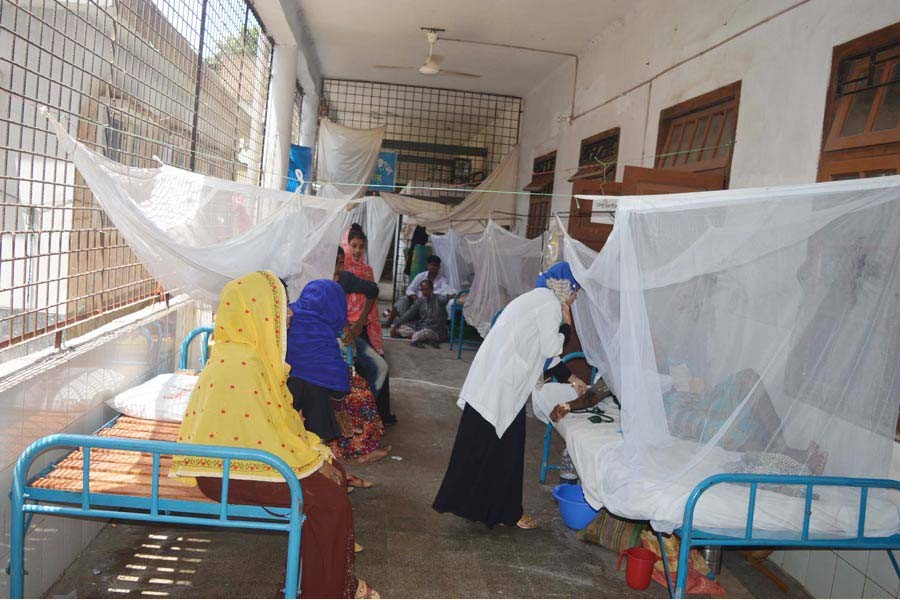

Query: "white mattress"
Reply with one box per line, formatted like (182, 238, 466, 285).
(540, 385, 900, 537)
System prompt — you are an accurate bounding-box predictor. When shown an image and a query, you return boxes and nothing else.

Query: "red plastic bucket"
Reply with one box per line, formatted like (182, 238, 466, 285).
(617, 547, 658, 590)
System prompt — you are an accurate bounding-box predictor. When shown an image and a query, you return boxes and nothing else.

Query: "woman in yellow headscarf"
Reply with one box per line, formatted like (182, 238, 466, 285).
(171, 270, 378, 599)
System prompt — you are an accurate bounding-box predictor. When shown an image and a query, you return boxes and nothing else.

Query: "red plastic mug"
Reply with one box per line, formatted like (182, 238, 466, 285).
(617, 547, 659, 590)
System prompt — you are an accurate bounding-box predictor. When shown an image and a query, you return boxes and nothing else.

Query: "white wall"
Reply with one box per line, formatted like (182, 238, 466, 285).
(515, 0, 900, 232)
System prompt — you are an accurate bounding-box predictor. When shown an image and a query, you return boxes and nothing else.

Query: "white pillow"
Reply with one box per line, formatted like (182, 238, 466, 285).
(106, 373, 198, 423)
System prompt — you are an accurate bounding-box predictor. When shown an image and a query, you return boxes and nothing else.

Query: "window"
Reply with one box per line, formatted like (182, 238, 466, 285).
(655, 82, 741, 186)
(524, 151, 556, 239)
(292, 84, 304, 145)
(0, 0, 274, 351)
(568, 128, 620, 182)
(818, 22, 900, 181)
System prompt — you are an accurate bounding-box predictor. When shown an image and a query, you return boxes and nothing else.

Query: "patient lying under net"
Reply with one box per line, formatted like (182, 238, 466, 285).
(550, 369, 828, 477)
(663, 368, 828, 475)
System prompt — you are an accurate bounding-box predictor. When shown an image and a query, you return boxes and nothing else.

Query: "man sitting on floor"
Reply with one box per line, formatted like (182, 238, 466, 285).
(384, 254, 455, 327)
(389, 279, 450, 347)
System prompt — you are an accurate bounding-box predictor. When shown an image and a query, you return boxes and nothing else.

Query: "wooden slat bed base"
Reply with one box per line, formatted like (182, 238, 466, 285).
(29, 417, 211, 502)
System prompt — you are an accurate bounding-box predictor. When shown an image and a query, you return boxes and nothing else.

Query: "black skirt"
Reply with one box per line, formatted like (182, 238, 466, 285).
(287, 376, 343, 441)
(432, 403, 526, 527)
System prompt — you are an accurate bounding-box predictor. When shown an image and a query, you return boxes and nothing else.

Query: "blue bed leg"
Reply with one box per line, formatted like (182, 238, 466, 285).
(456, 316, 465, 360)
(10, 460, 26, 598)
(674, 529, 692, 599)
(283, 506, 303, 599)
(657, 532, 675, 598)
(540, 423, 553, 484)
(889, 549, 899, 579)
(448, 309, 456, 351)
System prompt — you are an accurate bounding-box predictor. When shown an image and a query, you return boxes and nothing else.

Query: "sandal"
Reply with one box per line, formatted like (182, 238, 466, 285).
(354, 542, 364, 553)
(355, 579, 380, 599)
(347, 474, 374, 489)
(516, 515, 539, 529)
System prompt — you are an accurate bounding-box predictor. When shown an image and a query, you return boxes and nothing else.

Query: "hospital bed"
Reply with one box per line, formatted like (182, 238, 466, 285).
(538, 354, 900, 598)
(8, 327, 307, 599)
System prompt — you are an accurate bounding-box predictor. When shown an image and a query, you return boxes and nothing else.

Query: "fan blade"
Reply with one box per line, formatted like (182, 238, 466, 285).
(437, 69, 482, 78)
(373, 65, 419, 70)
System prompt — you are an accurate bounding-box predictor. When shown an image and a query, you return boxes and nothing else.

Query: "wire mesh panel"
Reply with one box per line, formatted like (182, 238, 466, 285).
(291, 83, 303, 145)
(320, 79, 521, 204)
(0, 0, 273, 350)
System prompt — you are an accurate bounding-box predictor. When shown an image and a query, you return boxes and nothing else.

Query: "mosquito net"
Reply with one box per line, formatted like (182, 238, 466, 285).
(464, 221, 543, 336)
(48, 115, 348, 304)
(430, 226, 480, 292)
(566, 177, 900, 534)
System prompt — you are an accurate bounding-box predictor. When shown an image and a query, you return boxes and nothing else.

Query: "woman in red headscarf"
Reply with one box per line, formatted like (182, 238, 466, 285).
(341, 224, 396, 426)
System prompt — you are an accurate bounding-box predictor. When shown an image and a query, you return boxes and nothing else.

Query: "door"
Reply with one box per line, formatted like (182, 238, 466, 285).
(567, 179, 621, 251)
(621, 165, 725, 195)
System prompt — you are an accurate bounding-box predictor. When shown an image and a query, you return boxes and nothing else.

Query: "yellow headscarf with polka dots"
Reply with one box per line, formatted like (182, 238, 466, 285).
(171, 271, 331, 482)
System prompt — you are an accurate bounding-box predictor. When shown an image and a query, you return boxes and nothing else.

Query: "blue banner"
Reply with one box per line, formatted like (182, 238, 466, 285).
(369, 151, 397, 192)
(287, 145, 313, 193)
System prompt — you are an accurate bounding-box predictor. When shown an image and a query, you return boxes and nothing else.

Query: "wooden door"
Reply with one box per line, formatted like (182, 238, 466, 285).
(621, 165, 724, 195)
(567, 178, 621, 251)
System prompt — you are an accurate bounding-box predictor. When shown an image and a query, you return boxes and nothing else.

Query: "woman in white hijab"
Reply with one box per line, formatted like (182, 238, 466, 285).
(432, 262, 587, 529)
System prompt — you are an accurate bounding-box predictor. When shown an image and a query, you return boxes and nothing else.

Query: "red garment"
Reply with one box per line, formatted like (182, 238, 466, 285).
(341, 233, 384, 355)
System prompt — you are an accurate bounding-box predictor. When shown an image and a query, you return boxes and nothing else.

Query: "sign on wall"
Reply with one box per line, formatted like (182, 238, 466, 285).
(287, 144, 313, 193)
(369, 151, 397, 192)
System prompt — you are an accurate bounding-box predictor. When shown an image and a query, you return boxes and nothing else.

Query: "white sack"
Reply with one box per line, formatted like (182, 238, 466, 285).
(566, 176, 900, 534)
(463, 220, 543, 336)
(316, 119, 384, 200)
(47, 115, 347, 304)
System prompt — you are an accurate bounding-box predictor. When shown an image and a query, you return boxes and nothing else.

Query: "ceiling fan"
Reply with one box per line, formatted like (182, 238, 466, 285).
(374, 28, 481, 79)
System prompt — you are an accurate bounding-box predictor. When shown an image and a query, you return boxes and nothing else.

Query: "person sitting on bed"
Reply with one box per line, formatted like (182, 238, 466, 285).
(170, 270, 378, 599)
(389, 279, 450, 348)
(384, 254, 455, 328)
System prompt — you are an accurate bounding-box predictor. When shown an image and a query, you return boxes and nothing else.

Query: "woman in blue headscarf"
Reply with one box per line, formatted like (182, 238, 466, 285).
(285, 279, 351, 441)
(433, 262, 588, 530)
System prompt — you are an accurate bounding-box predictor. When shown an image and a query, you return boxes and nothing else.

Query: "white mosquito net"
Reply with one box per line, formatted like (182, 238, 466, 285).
(567, 176, 900, 534)
(464, 221, 543, 336)
(431, 226, 480, 292)
(48, 115, 349, 304)
(338, 196, 398, 283)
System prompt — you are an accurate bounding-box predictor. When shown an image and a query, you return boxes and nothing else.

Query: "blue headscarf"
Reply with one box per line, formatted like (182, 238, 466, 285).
(535, 261, 579, 292)
(286, 279, 350, 392)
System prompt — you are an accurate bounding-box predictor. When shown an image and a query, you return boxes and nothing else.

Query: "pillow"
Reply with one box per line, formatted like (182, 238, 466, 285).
(105, 372, 198, 423)
(578, 508, 646, 553)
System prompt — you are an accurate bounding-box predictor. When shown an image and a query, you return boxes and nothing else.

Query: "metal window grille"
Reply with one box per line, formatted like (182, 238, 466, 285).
(291, 83, 303, 145)
(320, 79, 521, 298)
(0, 0, 273, 351)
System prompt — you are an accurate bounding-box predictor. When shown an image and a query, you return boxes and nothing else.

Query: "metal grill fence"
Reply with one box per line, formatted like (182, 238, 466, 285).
(0, 0, 273, 351)
(320, 79, 521, 297)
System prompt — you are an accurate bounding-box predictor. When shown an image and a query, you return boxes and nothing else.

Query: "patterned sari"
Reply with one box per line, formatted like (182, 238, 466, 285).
(328, 372, 385, 460)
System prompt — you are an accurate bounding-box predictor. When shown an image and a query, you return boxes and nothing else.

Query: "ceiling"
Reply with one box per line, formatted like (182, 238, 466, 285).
(295, 0, 634, 97)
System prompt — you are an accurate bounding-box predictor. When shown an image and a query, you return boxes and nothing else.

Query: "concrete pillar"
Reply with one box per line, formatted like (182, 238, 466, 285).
(261, 44, 298, 190)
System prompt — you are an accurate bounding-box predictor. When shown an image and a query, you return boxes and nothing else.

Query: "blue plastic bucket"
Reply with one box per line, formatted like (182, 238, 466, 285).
(552, 484, 599, 530)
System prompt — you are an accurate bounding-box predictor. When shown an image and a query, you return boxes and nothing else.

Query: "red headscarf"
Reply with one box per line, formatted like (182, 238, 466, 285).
(341, 229, 384, 355)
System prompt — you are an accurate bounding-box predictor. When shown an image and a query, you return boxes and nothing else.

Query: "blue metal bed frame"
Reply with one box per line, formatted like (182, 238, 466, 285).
(8, 326, 307, 599)
(657, 474, 900, 598)
(541, 354, 900, 597)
